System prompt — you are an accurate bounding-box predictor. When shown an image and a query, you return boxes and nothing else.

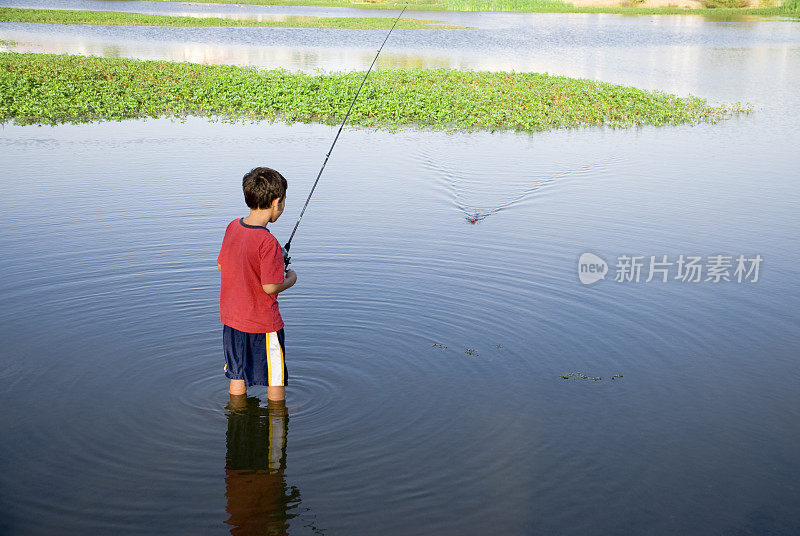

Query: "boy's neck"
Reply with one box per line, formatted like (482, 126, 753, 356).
(242, 209, 272, 228)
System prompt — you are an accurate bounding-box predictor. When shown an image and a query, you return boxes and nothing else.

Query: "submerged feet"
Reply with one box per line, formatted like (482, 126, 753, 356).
(228, 379, 285, 401)
(229, 379, 246, 396)
(267, 386, 285, 401)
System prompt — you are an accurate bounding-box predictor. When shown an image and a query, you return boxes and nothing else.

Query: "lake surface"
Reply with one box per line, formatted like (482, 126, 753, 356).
(1, 3, 800, 535)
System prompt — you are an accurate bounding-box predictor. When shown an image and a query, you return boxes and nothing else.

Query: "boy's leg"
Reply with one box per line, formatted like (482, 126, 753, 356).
(229, 379, 246, 396)
(224, 326, 249, 395)
(267, 386, 285, 401)
(266, 329, 287, 401)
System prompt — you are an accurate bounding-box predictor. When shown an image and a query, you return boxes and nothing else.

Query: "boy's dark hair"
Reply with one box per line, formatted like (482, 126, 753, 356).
(242, 167, 287, 210)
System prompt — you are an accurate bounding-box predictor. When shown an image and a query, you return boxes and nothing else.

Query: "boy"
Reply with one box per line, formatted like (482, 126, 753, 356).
(217, 167, 297, 401)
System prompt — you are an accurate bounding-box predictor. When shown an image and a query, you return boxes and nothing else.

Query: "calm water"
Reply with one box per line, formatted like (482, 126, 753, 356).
(2, 3, 800, 535)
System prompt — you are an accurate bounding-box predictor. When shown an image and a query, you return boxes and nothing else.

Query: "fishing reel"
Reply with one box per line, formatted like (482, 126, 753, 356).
(282, 243, 291, 270)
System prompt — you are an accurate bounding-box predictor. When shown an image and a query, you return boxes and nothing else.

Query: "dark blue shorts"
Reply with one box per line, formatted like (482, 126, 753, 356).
(223, 325, 287, 387)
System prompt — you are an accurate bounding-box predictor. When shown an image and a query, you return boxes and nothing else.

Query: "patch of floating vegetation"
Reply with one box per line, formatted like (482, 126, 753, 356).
(0, 39, 19, 46)
(137, 0, 800, 18)
(432, 342, 449, 349)
(0, 53, 749, 131)
(0, 7, 464, 29)
(561, 372, 624, 381)
(465, 348, 478, 356)
(782, 0, 800, 15)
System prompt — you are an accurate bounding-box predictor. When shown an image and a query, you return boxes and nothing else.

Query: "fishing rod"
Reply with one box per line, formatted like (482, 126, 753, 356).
(282, 3, 408, 269)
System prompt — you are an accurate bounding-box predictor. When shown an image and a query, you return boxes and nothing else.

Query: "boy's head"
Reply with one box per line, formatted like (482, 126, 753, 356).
(242, 167, 287, 218)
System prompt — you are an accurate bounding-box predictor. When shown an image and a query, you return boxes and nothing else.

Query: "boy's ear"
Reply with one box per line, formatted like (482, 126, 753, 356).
(271, 197, 283, 209)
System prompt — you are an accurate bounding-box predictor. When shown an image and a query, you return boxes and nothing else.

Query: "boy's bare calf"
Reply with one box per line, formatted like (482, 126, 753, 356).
(229, 379, 284, 401)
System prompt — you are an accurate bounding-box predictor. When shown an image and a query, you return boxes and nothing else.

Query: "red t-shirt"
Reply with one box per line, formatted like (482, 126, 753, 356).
(217, 218, 285, 333)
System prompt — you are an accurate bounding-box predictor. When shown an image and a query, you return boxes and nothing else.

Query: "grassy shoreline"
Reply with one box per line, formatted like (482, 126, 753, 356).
(0, 7, 464, 29)
(126, 0, 800, 17)
(0, 52, 748, 132)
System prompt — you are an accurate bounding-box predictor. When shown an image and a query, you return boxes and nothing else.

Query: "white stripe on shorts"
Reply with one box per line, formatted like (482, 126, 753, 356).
(266, 331, 284, 387)
(268, 412, 286, 470)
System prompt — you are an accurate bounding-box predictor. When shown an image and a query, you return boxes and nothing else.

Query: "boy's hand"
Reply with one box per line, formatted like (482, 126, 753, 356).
(284, 269, 297, 288)
(261, 269, 297, 295)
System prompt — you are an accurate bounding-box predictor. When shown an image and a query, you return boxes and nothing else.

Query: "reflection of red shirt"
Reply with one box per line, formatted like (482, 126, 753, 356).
(225, 470, 288, 536)
(218, 219, 285, 333)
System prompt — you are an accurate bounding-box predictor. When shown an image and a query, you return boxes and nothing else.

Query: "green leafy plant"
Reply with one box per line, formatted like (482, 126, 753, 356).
(100, 0, 798, 17)
(0, 7, 463, 29)
(782, 0, 800, 13)
(699, 0, 747, 8)
(560, 372, 624, 381)
(0, 53, 749, 131)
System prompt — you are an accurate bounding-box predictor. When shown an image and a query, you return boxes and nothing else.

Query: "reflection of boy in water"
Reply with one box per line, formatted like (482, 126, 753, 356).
(224, 395, 300, 535)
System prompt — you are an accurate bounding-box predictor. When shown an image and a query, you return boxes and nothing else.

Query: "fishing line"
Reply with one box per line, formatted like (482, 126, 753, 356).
(282, 3, 408, 268)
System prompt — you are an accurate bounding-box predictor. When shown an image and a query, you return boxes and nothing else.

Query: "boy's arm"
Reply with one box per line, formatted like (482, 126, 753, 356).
(262, 270, 297, 295)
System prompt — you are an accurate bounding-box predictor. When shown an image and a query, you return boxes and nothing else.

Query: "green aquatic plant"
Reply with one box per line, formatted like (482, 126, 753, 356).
(465, 348, 478, 356)
(0, 7, 463, 29)
(782, 0, 800, 13)
(0, 39, 18, 46)
(0, 53, 748, 131)
(131, 0, 797, 17)
(698, 0, 748, 8)
(560, 372, 623, 381)
(436, 0, 571, 10)
(561, 372, 601, 381)
(432, 342, 449, 349)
